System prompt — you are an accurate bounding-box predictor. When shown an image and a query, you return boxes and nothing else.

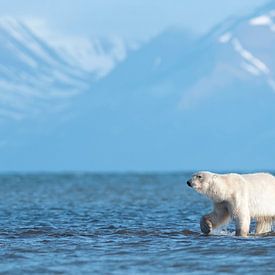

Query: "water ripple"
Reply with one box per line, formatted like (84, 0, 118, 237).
(0, 173, 274, 274)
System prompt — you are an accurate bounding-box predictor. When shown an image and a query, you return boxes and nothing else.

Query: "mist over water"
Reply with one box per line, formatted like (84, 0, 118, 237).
(0, 173, 274, 274)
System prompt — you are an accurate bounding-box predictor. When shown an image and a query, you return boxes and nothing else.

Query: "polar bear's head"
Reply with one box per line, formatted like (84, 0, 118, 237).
(187, 172, 227, 201)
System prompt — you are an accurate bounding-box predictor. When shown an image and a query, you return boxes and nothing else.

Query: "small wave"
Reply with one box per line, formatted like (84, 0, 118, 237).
(1, 226, 275, 240)
(181, 229, 201, 236)
(251, 231, 275, 237)
(112, 228, 202, 237)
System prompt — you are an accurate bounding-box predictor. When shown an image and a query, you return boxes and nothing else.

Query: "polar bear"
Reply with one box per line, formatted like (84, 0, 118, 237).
(186, 171, 275, 237)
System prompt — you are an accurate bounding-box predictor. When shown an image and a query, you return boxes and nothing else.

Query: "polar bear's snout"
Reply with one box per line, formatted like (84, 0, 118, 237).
(187, 173, 203, 189)
(186, 177, 200, 189)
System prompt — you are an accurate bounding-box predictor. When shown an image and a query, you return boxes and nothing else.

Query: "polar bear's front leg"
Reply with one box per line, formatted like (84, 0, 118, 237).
(200, 203, 230, 235)
(200, 215, 213, 234)
(235, 212, 250, 237)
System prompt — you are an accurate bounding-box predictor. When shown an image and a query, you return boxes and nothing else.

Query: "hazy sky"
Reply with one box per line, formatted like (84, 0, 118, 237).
(0, 0, 273, 172)
(0, 0, 269, 41)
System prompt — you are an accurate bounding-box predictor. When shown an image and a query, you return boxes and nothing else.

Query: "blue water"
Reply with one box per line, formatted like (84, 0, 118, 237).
(0, 173, 274, 274)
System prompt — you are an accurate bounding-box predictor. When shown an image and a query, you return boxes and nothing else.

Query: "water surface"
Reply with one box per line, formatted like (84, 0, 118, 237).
(0, 173, 274, 274)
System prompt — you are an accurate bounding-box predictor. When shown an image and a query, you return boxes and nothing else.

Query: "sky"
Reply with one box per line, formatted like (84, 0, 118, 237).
(0, 0, 269, 41)
(0, 0, 274, 172)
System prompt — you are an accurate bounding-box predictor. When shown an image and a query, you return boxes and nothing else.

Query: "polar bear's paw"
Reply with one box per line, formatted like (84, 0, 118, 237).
(200, 216, 213, 234)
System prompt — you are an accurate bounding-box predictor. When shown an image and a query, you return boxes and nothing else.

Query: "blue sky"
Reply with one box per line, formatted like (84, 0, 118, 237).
(0, 0, 268, 40)
(0, 0, 274, 172)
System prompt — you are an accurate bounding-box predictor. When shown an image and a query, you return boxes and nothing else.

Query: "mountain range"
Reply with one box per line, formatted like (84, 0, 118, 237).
(1, 2, 275, 172)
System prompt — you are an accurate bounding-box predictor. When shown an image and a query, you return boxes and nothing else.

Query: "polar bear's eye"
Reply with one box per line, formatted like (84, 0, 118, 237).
(197, 175, 202, 179)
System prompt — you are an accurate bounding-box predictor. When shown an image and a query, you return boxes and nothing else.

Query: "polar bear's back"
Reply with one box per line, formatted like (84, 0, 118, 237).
(241, 173, 275, 188)
(241, 172, 275, 217)
(241, 172, 275, 183)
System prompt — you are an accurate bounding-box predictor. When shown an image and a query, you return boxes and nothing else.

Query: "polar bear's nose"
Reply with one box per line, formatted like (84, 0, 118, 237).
(187, 180, 192, 187)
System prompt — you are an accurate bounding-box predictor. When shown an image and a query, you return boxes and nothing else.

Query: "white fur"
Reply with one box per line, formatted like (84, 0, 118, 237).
(187, 171, 275, 237)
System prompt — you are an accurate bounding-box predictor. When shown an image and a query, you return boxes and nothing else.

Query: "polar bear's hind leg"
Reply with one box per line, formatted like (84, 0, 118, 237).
(255, 217, 273, 234)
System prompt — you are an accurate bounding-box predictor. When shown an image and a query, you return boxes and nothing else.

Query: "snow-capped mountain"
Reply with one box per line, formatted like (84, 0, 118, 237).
(0, 17, 128, 121)
(1, 2, 275, 171)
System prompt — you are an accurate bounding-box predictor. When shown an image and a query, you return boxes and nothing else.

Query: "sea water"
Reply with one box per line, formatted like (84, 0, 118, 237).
(0, 173, 274, 274)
